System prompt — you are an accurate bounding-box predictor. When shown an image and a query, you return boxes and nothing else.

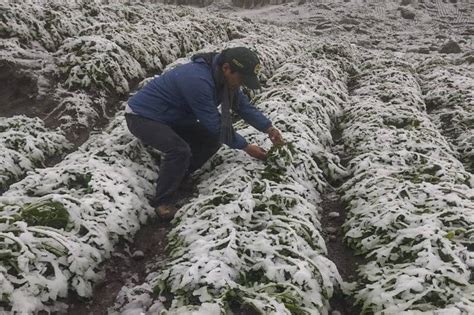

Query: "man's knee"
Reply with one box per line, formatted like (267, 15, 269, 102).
(209, 140, 221, 155)
(168, 143, 192, 162)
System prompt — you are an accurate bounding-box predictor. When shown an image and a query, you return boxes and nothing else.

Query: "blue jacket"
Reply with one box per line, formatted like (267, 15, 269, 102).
(127, 54, 272, 149)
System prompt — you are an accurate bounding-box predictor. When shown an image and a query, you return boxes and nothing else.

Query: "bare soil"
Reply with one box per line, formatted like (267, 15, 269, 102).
(0, 59, 49, 119)
(67, 219, 171, 315)
(320, 190, 363, 315)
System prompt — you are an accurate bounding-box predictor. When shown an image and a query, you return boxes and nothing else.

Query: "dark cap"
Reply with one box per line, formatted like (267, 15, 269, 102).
(221, 47, 262, 89)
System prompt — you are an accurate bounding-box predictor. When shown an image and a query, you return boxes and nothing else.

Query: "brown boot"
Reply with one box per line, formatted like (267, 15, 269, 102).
(155, 204, 178, 221)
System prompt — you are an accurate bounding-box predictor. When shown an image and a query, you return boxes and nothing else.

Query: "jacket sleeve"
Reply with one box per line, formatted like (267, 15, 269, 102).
(179, 76, 248, 150)
(235, 90, 272, 132)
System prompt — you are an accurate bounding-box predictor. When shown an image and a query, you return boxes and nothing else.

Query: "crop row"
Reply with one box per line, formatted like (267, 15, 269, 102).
(0, 26, 309, 312)
(416, 55, 473, 172)
(339, 52, 474, 314)
(111, 44, 353, 314)
(0, 114, 160, 312)
(0, 116, 71, 192)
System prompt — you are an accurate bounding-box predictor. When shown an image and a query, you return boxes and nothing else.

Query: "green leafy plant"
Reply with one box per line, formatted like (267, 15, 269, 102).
(20, 200, 70, 230)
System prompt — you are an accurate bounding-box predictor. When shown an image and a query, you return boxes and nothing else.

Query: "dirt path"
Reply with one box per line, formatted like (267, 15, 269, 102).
(67, 220, 171, 314)
(321, 190, 363, 315)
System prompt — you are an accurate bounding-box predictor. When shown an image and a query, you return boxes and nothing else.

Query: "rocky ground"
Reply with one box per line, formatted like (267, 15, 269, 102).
(225, 0, 473, 53)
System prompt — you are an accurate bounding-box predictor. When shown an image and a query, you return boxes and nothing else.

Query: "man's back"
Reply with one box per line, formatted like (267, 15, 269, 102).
(128, 59, 215, 126)
(127, 51, 271, 150)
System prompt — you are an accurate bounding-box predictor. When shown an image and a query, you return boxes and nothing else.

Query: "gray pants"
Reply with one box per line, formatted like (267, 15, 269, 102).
(125, 114, 221, 207)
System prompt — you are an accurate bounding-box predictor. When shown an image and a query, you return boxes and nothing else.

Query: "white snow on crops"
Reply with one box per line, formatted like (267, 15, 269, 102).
(0, 2, 314, 312)
(0, 116, 71, 190)
(415, 55, 474, 172)
(44, 89, 109, 133)
(111, 43, 353, 315)
(339, 51, 474, 314)
(0, 114, 161, 312)
(1, 0, 473, 314)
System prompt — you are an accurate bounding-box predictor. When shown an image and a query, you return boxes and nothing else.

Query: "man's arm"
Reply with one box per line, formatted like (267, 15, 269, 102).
(235, 90, 272, 132)
(235, 90, 284, 146)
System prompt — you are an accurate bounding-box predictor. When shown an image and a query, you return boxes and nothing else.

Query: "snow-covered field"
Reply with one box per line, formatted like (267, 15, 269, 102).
(0, 0, 472, 314)
(339, 51, 473, 313)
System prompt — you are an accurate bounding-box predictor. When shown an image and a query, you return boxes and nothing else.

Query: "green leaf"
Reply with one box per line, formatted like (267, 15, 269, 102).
(20, 200, 70, 229)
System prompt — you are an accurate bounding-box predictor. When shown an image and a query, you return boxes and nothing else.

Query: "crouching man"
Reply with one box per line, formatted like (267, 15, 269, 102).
(125, 47, 284, 220)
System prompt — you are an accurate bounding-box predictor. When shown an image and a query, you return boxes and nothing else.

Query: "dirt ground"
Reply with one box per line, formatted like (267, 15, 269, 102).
(67, 219, 171, 314)
(321, 190, 364, 315)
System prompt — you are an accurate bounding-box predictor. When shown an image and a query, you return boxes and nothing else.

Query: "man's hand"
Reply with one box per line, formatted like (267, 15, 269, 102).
(266, 126, 284, 145)
(244, 144, 267, 161)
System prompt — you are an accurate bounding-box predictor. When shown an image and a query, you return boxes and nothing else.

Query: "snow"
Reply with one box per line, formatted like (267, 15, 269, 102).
(57, 35, 145, 94)
(1, 0, 473, 313)
(339, 50, 474, 312)
(0, 113, 163, 310)
(415, 56, 474, 172)
(0, 116, 71, 190)
(112, 38, 353, 313)
(1, 2, 313, 312)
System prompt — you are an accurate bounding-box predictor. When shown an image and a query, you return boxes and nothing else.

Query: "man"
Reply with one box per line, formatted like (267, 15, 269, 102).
(125, 46, 284, 220)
